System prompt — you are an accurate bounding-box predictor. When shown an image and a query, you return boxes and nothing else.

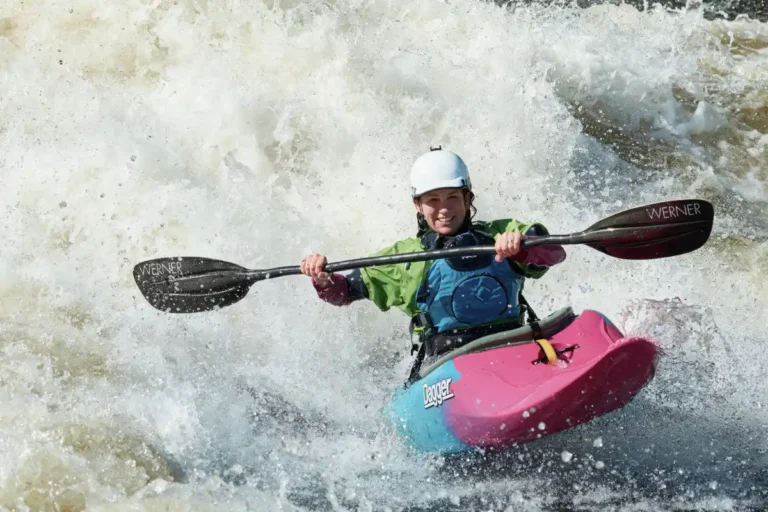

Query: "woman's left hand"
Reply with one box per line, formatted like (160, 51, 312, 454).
(495, 232, 525, 262)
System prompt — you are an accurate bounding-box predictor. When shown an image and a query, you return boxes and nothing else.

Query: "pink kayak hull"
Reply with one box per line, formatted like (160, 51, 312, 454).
(389, 310, 659, 453)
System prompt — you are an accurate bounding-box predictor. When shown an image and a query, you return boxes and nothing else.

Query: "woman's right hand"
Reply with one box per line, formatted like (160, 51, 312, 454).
(300, 253, 333, 289)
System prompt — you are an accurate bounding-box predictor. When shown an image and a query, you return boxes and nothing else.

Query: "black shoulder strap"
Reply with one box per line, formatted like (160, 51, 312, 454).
(519, 293, 539, 322)
(405, 343, 426, 386)
(519, 292, 544, 339)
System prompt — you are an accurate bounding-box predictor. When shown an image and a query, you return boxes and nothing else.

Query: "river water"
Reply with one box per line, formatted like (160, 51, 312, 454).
(1, 0, 767, 510)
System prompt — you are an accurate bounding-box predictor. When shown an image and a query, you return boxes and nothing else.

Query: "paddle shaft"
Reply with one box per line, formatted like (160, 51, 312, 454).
(242, 223, 679, 281)
(241, 245, 501, 281)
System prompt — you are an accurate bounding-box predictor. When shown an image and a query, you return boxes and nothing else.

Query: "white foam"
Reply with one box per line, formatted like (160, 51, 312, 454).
(1, 0, 766, 509)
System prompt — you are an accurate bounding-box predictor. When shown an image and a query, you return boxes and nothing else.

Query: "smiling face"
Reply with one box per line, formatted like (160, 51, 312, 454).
(414, 188, 469, 235)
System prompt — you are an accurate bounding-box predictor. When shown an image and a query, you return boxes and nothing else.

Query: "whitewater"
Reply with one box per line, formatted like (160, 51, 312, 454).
(1, 0, 767, 510)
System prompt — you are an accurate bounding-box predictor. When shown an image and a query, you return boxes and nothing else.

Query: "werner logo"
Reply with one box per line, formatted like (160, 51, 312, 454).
(647, 202, 702, 220)
(423, 378, 455, 409)
(138, 261, 183, 278)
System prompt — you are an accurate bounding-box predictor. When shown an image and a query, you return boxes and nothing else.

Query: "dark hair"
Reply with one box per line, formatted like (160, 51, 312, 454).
(415, 190, 476, 237)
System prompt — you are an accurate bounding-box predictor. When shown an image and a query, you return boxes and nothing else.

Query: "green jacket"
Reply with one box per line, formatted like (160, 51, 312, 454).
(359, 219, 549, 318)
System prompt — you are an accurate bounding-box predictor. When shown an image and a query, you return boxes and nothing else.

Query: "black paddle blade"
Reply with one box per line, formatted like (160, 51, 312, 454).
(584, 199, 714, 259)
(133, 257, 256, 313)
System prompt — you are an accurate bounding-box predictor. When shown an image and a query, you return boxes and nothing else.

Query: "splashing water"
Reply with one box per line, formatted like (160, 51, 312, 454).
(1, 0, 767, 510)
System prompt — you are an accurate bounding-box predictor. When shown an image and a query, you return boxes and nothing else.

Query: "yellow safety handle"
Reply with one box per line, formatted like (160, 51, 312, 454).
(535, 339, 558, 365)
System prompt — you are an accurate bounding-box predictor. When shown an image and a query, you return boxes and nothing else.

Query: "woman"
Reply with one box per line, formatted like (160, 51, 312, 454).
(301, 148, 566, 377)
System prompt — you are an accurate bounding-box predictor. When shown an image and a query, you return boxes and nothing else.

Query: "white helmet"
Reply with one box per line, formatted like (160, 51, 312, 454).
(410, 148, 471, 198)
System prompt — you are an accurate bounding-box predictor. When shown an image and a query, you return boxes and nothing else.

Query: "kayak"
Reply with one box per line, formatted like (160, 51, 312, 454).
(388, 308, 659, 454)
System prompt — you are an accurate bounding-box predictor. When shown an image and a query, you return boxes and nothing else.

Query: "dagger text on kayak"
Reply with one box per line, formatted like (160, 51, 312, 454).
(424, 378, 455, 409)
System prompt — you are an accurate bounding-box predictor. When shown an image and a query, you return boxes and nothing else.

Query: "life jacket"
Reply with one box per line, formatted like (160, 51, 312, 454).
(415, 228, 524, 334)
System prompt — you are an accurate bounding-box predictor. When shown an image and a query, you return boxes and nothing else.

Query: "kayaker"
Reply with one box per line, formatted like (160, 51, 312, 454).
(300, 147, 566, 378)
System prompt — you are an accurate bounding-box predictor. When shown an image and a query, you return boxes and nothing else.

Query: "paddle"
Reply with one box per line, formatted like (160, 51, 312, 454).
(133, 199, 714, 313)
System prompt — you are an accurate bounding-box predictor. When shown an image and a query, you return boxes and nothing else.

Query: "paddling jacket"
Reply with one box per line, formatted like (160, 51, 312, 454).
(313, 219, 566, 331)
